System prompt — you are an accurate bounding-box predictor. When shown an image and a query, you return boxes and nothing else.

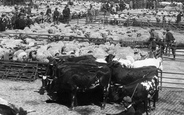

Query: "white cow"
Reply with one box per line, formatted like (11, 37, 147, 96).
(95, 58, 107, 63)
(113, 58, 132, 68)
(0, 97, 9, 106)
(95, 57, 132, 68)
(132, 57, 163, 71)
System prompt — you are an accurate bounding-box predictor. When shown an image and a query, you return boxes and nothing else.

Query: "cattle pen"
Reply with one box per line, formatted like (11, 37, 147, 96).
(0, 32, 183, 115)
(160, 48, 184, 90)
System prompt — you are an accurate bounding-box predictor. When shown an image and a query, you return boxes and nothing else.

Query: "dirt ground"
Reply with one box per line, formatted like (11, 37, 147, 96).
(0, 80, 183, 115)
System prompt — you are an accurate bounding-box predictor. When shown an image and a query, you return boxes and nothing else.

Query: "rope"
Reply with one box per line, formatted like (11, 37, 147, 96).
(131, 83, 139, 99)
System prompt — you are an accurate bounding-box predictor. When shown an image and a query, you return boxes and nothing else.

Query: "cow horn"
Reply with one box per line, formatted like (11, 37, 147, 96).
(118, 86, 124, 88)
(26, 110, 36, 113)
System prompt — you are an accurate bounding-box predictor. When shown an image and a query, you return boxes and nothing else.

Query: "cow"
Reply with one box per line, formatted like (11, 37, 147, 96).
(40, 55, 97, 90)
(40, 56, 111, 110)
(105, 54, 159, 110)
(0, 104, 28, 115)
(54, 55, 96, 63)
(0, 97, 35, 115)
(132, 57, 163, 71)
(109, 76, 157, 115)
(105, 54, 159, 84)
(40, 55, 97, 93)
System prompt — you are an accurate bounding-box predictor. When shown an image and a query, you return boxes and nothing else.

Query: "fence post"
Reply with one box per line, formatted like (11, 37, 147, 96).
(77, 14, 79, 25)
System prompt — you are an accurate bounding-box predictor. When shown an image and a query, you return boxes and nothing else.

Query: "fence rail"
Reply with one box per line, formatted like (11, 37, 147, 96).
(162, 71, 184, 75)
(160, 49, 184, 90)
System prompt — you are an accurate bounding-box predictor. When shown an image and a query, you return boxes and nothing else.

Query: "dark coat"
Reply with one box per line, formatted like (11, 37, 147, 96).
(46, 8, 52, 16)
(63, 7, 70, 18)
(0, 18, 6, 31)
(26, 18, 33, 28)
(176, 13, 182, 23)
(14, 18, 26, 30)
(166, 32, 175, 42)
(53, 10, 60, 20)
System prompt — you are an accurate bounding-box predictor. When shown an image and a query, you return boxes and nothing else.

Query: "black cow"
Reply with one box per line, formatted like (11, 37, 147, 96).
(105, 54, 159, 110)
(0, 104, 28, 115)
(41, 57, 111, 110)
(107, 60, 159, 85)
(40, 55, 97, 92)
(110, 77, 155, 115)
(53, 55, 96, 63)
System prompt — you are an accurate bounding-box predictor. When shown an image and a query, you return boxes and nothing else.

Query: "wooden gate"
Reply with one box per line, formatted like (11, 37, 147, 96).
(160, 48, 184, 89)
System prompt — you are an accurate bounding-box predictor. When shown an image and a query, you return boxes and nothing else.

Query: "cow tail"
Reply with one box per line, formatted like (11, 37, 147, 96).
(107, 72, 112, 92)
(158, 58, 163, 70)
(157, 68, 162, 90)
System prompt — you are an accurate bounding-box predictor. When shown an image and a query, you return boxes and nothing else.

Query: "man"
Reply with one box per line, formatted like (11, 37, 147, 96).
(119, 0, 125, 11)
(26, 16, 33, 28)
(106, 96, 135, 115)
(162, 15, 166, 29)
(27, 4, 32, 15)
(14, 13, 26, 30)
(129, 0, 133, 10)
(63, 5, 70, 24)
(153, 0, 156, 9)
(144, 0, 147, 9)
(46, 6, 52, 16)
(165, 29, 176, 59)
(148, 29, 157, 51)
(53, 8, 60, 25)
(46, 5, 52, 23)
(87, 4, 95, 23)
(68, 0, 74, 5)
(148, 29, 162, 58)
(176, 12, 182, 25)
(0, 14, 7, 31)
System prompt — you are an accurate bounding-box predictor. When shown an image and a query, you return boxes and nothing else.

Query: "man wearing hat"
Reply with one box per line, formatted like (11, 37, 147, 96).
(176, 12, 183, 25)
(0, 14, 7, 31)
(106, 96, 135, 115)
(63, 5, 70, 24)
(165, 29, 176, 59)
(14, 13, 26, 30)
(148, 29, 157, 53)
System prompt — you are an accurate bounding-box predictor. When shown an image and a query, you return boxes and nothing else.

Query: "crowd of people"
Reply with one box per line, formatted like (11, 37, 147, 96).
(0, 3, 73, 31)
(0, 1, 100, 32)
(101, 1, 127, 15)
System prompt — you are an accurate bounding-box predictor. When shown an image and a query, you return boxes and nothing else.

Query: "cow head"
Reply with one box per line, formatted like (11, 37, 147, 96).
(39, 57, 61, 94)
(109, 85, 127, 103)
(105, 54, 115, 63)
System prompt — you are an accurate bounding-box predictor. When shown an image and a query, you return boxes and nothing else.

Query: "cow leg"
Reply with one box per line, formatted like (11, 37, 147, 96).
(70, 89, 77, 110)
(39, 78, 48, 95)
(148, 99, 151, 111)
(101, 84, 110, 110)
(152, 90, 159, 109)
(144, 100, 149, 115)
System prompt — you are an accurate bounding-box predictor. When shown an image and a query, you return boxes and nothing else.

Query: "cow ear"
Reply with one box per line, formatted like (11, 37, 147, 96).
(47, 56, 52, 60)
(123, 64, 127, 68)
(113, 61, 120, 67)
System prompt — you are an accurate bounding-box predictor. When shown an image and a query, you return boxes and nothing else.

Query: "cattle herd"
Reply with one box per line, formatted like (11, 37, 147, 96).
(38, 53, 162, 115)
